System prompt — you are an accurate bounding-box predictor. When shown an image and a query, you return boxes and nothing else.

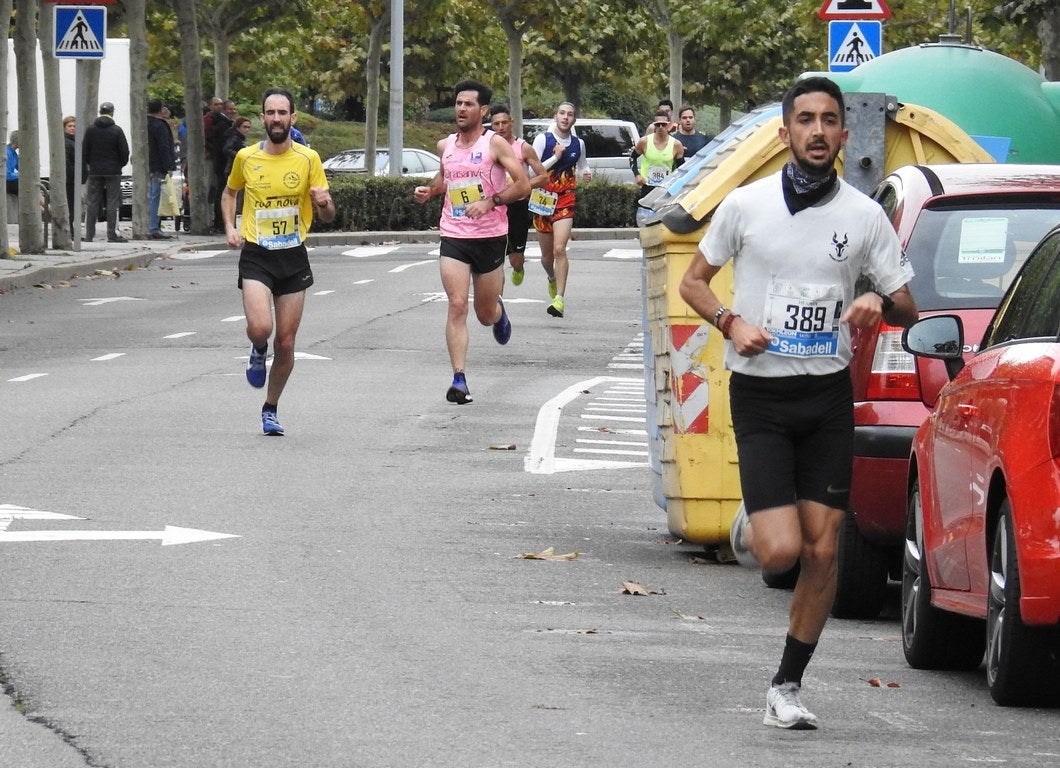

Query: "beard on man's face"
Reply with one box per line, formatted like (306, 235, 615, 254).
(267, 123, 290, 144)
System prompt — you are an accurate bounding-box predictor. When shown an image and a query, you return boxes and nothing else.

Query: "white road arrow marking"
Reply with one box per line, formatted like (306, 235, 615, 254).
(80, 297, 145, 307)
(602, 249, 642, 260)
(0, 505, 238, 545)
(390, 260, 434, 273)
(0, 525, 239, 546)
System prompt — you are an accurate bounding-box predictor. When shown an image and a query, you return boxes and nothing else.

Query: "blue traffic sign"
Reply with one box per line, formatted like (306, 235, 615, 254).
(828, 20, 881, 73)
(54, 6, 107, 59)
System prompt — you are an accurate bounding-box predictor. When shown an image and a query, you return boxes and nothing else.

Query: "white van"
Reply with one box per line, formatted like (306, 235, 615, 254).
(522, 118, 640, 184)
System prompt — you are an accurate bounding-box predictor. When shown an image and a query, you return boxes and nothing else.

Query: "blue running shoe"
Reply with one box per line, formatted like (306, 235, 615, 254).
(493, 299, 511, 345)
(246, 343, 268, 388)
(446, 373, 472, 405)
(261, 408, 284, 436)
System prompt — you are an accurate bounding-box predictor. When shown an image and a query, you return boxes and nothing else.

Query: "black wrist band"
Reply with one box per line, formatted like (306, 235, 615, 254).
(873, 290, 895, 313)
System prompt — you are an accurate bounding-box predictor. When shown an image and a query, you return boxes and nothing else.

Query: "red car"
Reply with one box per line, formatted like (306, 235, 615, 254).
(834, 164, 1060, 618)
(900, 222, 1060, 706)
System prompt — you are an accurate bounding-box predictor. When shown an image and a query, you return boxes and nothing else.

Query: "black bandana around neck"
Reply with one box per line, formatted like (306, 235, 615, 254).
(781, 161, 838, 215)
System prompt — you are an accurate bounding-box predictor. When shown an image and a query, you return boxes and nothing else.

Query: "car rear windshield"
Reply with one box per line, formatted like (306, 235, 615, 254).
(523, 124, 636, 158)
(905, 200, 1060, 311)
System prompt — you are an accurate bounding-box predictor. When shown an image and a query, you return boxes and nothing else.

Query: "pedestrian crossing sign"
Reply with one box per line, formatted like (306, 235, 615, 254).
(54, 6, 107, 59)
(828, 20, 881, 72)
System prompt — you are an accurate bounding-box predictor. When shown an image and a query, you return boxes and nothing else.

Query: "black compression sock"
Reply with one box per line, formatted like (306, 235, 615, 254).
(772, 634, 818, 687)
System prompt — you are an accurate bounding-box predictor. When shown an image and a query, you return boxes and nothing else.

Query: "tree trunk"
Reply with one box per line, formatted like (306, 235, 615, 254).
(364, 13, 389, 176)
(14, 1, 44, 253)
(213, 31, 230, 98)
(501, 19, 524, 134)
(1041, 5, 1059, 80)
(718, 95, 732, 131)
(172, 0, 209, 234)
(38, 4, 70, 249)
(668, 27, 683, 108)
(0, 0, 11, 257)
(128, 0, 149, 239)
(560, 74, 582, 111)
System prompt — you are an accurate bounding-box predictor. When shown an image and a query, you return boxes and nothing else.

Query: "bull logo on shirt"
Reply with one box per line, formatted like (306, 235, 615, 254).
(830, 231, 849, 262)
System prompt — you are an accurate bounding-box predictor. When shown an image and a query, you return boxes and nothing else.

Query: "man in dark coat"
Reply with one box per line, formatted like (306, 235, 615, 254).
(82, 101, 130, 242)
(147, 99, 176, 239)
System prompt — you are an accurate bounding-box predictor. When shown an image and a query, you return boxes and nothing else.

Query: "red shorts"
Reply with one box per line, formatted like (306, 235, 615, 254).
(532, 190, 576, 233)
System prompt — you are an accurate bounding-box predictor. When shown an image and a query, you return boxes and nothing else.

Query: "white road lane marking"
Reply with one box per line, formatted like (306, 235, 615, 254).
(164, 332, 197, 339)
(342, 245, 401, 258)
(353, 279, 374, 285)
(221, 315, 244, 322)
(168, 250, 231, 260)
(525, 376, 648, 474)
(8, 374, 48, 382)
(91, 353, 126, 361)
(602, 249, 642, 260)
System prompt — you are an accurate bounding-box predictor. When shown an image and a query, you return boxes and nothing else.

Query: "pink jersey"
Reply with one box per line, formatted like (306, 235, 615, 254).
(440, 130, 508, 239)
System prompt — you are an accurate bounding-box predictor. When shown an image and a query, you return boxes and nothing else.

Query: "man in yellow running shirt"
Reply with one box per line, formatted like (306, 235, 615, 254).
(221, 86, 336, 436)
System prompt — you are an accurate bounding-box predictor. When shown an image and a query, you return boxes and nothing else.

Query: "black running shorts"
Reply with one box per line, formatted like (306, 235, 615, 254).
(728, 368, 854, 514)
(238, 241, 313, 296)
(439, 235, 507, 275)
(506, 198, 531, 255)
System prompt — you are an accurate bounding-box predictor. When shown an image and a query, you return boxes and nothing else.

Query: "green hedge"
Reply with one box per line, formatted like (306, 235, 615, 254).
(313, 175, 638, 233)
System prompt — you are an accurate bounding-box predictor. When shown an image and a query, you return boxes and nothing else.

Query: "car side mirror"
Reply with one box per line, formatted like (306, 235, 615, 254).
(902, 314, 966, 380)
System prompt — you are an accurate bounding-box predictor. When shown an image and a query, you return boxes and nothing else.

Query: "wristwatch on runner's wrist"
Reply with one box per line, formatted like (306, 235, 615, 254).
(491, 193, 503, 207)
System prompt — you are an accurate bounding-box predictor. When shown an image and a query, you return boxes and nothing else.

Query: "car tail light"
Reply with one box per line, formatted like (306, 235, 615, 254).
(1050, 384, 1060, 459)
(865, 324, 920, 400)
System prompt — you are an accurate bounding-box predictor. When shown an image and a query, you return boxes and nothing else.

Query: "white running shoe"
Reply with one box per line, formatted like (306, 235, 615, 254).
(764, 682, 819, 730)
(729, 503, 760, 568)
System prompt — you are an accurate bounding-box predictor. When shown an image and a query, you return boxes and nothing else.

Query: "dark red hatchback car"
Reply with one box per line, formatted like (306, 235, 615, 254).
(835, 164, 1060, 619)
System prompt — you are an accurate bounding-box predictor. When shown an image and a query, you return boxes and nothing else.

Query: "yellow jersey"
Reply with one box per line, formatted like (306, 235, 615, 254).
(227, 142, 328, 249)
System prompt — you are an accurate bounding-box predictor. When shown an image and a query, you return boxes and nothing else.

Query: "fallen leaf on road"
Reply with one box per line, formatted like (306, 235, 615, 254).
(488, 443, 516, 451)
(671, 608, 705, 621)
(171, 284, 182, 289)
(886, 681, 901, 688)
(866, 677, 882, 687)
(621, 581, 664, 596)
(518, 547, 579, 561)
(33, 282, 53, 289)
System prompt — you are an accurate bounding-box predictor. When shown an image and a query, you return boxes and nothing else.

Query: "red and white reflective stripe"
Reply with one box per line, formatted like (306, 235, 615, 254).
(670, 324, 710, 434)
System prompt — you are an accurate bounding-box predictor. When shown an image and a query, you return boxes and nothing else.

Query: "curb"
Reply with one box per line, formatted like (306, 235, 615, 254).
(0, 251, 162, 292)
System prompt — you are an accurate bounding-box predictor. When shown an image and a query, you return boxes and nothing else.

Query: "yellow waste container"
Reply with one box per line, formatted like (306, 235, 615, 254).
(641, 99, 993, 550)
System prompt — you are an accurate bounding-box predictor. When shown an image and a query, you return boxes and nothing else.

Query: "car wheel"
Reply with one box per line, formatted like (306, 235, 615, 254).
(901, 478, 985, 669)
(832, 511, 889, 619)
(987, 499, 1059, 706)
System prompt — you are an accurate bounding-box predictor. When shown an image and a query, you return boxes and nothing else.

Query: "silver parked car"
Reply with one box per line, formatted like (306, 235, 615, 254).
(322, 148, 440, 179)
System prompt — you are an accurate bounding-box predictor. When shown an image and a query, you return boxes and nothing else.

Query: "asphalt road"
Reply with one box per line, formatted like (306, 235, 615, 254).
(1, 240, 1057, 767)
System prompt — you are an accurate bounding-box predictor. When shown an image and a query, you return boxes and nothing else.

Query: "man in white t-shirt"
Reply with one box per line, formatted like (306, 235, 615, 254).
(679, 76, 917, 731)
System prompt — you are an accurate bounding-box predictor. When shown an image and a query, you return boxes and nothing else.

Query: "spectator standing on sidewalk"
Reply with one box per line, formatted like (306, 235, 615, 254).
(82, 102, 130, 243)
(6, 131, 19, 195)
(221, 87, 335, 436)
(147, 99, 176, 240)
(679, 76, 917, 731)
(412, 79, 530, 405)
(63, 117, 76, 231)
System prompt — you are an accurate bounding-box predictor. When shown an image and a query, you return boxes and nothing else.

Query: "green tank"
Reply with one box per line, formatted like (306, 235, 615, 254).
(814, 40, 1060, 163)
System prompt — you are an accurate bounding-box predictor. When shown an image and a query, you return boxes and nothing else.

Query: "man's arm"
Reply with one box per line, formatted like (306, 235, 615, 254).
(843, 284, 918, 329)
(522, 143, 549, 190)
(492, 133, 530, 201)
(679, 251, 772, 357)
(412, 138, 447, 203)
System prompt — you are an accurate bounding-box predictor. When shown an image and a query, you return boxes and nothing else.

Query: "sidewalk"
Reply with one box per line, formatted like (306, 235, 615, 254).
(0, 224, 638, 293)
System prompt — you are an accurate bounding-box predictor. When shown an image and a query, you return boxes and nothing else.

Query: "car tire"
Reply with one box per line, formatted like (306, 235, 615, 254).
(987, 499, 1059, 706)
(832, 511, 889, 619)
(902, 478, 985, 670)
